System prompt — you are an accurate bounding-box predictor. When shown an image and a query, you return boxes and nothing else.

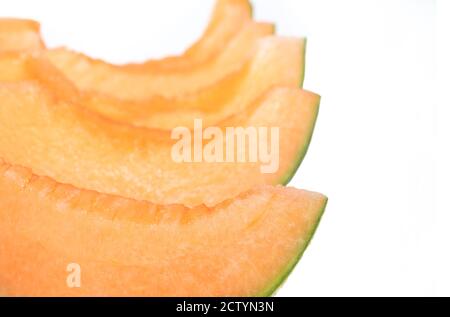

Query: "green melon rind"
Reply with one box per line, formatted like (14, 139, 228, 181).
(257, 196, 328, 297)
(299, 38, 307, 88)
(248, 1, 254, 17)
(260, 37, 320, 296)
(279, 38, 309, 185)
(245, 16, 308, 188)
(279, 94, 320, 186)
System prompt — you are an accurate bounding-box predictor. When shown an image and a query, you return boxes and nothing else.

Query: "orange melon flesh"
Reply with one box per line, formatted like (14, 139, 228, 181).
(0, 0, 252, 71)
(0, 67, 320, 206)
(45, 21, 274, 100)
(30, 36, 304, 129)
(127, 0, 253, 71)
(0, 19, 45, 52)
(0, 160, 327, 296)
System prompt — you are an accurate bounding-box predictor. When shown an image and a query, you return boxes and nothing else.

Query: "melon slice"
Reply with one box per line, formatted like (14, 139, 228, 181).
(0, 66, 320, 206)
(0, 0, 252, 70)
(0, 19, 45, 52)
(0, 160, 327, 296)
(34, 36, 304, 129)
(127, 0, 253, 71)
(45, 21, 274, 100)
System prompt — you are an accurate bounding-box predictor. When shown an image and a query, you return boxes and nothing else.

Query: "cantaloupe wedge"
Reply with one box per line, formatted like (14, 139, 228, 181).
(127, 0, 253, 71)
(45, 21, 274, 100)
(0, 159, 327, 296)
(0, 19, 45, 52)
(0, 0, 252, 70)
(0, 0, 327, 298)
(0, 67, 320, 206)
(11, 36, 304, 129)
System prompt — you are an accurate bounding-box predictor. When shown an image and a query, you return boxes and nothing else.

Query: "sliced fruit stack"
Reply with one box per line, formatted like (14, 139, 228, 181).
(0, 0, 327, 296)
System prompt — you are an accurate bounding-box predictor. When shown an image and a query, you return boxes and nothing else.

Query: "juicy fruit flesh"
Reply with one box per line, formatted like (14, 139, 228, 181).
(22, 36, 303, 129)
(0, 0, 252, 70)
(0, 76, 320, 207)
(0, 32, 305, 128)
(127, 0, 254, 71)
(0, 19, 44, 52)
(45, 21, 274, 100)
(0, 160, 327, 296)
(0, 0, 327, 297)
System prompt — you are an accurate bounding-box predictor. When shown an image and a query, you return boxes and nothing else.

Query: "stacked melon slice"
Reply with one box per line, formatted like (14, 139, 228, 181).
(0, 0, 326, 296)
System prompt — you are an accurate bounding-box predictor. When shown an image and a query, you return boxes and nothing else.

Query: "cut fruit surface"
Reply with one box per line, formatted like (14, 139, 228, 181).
(41, 36, 304, 129)
(0, 19, 45, 52)
(0, 160, 327, 296)
(127, 0, 253, 71)
(0, 0, 253, 71)
(45, 21, 274, 100)
(0, 0, 327, 299)
(0, 66, 320, 206)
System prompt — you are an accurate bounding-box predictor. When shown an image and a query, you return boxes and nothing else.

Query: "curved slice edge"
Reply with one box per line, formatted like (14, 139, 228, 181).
(44, 22, 274, 100)
(280, 91, 320, 185)
(0, 18, 45, 52)
(76, 36, 305, 129)
(0, 0, 253, 71)
(0, 62, 320, 206)
(260, 197, 328, 297)
(134, 0, 254, 71)
(0, 159, 327, 296)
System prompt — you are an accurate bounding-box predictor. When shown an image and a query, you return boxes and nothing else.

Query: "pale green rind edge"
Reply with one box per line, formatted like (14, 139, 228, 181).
(260, 36, 321, 296)
(248, 0, 254, 17)
(279, 92, 320, 186)
(256, 37, 322, 296)
(279, 37, 310, 185)
(257, 196, 328, 297)
(299, 38, 307, 89)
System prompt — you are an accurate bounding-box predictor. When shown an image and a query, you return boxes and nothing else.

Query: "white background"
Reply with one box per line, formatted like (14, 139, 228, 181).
(1, 0, 445, 296)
